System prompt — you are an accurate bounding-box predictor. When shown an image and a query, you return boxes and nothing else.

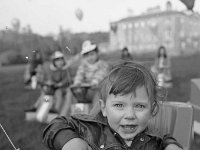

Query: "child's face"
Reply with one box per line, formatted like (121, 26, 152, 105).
(83, 51, 98, 64)
(54, 58, 65, 68)
(100, 86, 152, 144)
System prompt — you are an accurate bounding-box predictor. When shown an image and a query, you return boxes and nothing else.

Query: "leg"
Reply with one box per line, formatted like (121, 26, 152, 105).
(60, 88, 73, 117)
(34, 92, 44, 108)
(54, 89, 63, 112)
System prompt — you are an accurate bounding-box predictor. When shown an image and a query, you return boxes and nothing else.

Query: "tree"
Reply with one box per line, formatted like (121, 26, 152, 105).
(11, 18, 21, 33)
(22, 25, 32, 34)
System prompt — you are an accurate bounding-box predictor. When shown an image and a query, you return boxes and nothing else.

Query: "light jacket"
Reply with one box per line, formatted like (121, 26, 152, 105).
(40, 62, 72, 88)
(74, 60, 109, 85)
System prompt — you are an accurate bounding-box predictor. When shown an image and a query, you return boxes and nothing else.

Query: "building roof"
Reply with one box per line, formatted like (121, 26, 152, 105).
(114, 10, 200, 24)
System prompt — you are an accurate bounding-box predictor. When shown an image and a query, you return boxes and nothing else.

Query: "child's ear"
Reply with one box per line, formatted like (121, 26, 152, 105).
(99, 99, 107, 117)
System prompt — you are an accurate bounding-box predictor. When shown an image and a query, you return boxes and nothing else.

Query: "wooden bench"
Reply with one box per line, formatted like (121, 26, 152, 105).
(190, 79, 200, 136)
(149, 101, 193, 150)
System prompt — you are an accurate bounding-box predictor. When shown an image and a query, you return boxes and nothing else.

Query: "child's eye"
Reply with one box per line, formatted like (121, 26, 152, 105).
(135, 104, 145, 109)
(114, 104, 123, 108)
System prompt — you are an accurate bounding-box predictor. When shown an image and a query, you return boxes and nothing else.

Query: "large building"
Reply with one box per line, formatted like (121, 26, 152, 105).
(109, 9, 200, 56)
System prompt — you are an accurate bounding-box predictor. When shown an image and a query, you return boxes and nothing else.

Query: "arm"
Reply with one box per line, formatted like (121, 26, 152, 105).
(35, 65, 44, 82)
(91, 61, 109, 85)
(64, 69, 73, 87)
(73, 63, 85, 85)
(163, 134, 183, 150)
(165, 144, 183, 150)
(57, 68, 73, 88)
(62, 138, 92, 150)
(37, 63, 50, 84)
(43, 116, 80, 150)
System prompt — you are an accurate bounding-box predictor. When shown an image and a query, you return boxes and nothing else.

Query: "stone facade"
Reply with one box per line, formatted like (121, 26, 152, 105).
(110, 11, 200, 56)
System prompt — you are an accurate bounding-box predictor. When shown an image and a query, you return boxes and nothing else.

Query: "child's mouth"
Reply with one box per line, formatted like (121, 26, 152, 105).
(121, 125, 138, 133)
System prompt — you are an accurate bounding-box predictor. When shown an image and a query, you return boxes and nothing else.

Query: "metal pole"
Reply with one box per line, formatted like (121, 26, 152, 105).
(0, 123, 20, 150)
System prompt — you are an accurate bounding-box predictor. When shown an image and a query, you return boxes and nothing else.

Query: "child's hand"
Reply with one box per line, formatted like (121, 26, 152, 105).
(71, 83, 81, 88)
(91, 80, 98, 87)
(62, 138, 92, 150)
(165, 144, 183, 150)
(57, 82, 63, 87)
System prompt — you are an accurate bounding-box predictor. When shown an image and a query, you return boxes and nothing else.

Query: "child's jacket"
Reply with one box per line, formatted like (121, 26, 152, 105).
(74, 60, 109, 85)
(40, 62, 72, 88)
(43, 112, 182, 150)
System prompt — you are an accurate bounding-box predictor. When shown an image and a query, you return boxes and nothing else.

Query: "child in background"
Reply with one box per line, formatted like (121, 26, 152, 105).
(37, 51, 72, 112)
(60, 41, 109, 116)
(73, 40, 109, 86)
(42, 61, 182, 150)
(24, 50, 43, 87)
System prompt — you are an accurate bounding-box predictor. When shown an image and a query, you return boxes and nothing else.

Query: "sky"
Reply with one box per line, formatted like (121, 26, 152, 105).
(0, 0, 200, 36)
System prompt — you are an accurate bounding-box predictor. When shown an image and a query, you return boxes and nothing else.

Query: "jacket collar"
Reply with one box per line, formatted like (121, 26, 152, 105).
(72, 112, 159, 136)
(72, 111, 108, 126)
(109, 126, 153, 146)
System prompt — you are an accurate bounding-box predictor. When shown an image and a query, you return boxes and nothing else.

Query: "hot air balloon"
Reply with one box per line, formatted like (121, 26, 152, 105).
(75, 8, 83, 21)
(180, 0, 195, 10)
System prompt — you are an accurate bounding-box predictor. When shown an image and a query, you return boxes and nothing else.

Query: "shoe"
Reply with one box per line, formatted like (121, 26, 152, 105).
(25, 107, 37, 112)
(49, 109, 59, 114)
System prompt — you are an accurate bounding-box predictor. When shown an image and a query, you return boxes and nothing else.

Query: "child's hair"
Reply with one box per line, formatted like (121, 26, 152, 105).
(99, 60, 166, 116)
(157, 46, 167, 58)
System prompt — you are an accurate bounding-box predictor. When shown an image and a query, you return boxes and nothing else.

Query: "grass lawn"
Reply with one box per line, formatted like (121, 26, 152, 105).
(0, 53, 200, 150)
(0, 65, 48, 150)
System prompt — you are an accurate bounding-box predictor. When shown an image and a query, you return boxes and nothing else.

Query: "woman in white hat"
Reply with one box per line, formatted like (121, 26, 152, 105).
(60, 41, 109, 116)
(74, 40, 109, 86)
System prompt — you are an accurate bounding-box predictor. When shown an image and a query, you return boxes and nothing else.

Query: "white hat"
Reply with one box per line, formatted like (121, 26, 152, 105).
(81, 40, 97, 55)
(51, 51, 64, 59)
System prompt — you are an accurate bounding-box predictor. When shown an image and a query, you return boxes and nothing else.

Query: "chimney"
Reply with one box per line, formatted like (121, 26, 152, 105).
(166, 1, 172, 11)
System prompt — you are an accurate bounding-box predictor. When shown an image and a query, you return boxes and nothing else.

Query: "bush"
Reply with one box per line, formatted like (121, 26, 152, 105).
(2, 51, 27, 66)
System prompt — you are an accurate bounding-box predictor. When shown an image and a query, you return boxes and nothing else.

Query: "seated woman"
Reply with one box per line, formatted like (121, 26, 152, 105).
(60, 40, 109, 116)
(73, 40, 109, 86)
(121, 47, 133, 60)
(151, 46, 172, 87)
(24, 50, 43, 88)
(43, 60, 183, 150)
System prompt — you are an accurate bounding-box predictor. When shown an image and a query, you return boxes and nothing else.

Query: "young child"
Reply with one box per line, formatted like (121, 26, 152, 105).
(38, 51, 72, 112)
(24, 50, 43, 87)
(42, 60, 182, 150)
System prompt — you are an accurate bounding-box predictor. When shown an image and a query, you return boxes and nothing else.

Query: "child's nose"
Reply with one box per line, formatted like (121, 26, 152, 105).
(124, 107, 136, 120)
